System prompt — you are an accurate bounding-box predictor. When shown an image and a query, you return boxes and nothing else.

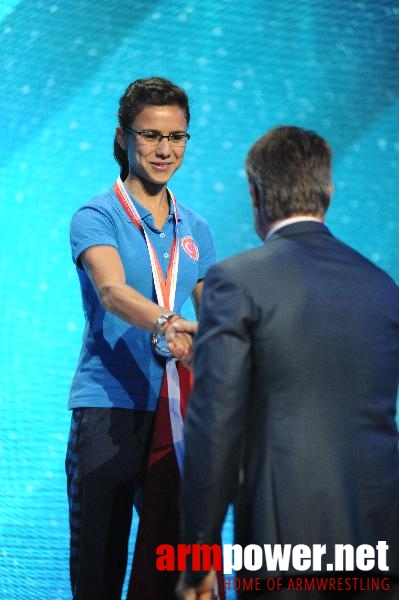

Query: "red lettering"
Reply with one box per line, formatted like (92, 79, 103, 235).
(382, 578, 390, 591)
(177, 544, 192, 571)
(191, 544, 222, 571)
(242, 578, 254, 590)
(156, 544, 175, 571)
(287, 578, 296, 590)
(296, 578, 303, 590)
(304, 578, 315, 590)
(242, 579, 250, 590)
(233, 578, 241, 590)
(316, 578, 328, 590)
(266, 578, 276, 590)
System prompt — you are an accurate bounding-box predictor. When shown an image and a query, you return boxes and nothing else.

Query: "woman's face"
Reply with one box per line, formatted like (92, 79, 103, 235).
(123, 104, 188, 188)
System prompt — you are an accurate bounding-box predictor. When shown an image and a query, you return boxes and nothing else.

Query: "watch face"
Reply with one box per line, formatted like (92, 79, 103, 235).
(151, 331, 173, 358)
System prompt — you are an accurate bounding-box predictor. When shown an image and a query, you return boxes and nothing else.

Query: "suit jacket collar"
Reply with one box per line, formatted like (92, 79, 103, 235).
(266, 220, 332, 242)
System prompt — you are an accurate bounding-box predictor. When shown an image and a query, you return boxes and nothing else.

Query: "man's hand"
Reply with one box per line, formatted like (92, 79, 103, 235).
(175, 571, 216, 600)
(165, 318, 198, 370)
(169, 320, 199, 336)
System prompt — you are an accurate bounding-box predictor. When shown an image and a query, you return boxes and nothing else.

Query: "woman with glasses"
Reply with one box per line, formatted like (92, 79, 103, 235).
(66, 77, 219, 599)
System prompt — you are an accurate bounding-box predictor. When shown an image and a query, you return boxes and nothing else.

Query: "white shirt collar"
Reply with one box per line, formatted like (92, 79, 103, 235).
(265, 216, 324, 241)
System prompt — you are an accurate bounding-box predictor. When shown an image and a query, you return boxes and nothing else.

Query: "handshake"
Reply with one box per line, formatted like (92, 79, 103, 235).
(152, 313, 198, 370)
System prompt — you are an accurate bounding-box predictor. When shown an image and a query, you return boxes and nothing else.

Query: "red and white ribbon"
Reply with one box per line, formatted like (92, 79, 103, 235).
(114, 177, 185, 473)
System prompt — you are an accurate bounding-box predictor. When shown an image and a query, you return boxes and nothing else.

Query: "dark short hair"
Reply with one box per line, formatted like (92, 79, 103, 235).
(245, 126, 332, 220)
(114, 77, 190, 180)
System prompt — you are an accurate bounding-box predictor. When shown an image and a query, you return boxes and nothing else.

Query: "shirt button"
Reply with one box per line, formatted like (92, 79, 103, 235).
(164, 253, 169, 259)
(160, 233, 165, 238)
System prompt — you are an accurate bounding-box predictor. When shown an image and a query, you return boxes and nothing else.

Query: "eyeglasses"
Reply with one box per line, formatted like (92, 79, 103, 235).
(123, 127, 190, 146)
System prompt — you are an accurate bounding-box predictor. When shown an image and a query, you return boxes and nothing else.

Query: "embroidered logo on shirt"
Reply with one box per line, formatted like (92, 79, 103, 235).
(181, 236, 199, 261)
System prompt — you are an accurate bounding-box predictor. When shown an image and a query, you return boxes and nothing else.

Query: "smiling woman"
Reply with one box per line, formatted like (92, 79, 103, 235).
(65, 77, 220, 600)
(117, 104, 189, 228)
(118, 104, 188, 196)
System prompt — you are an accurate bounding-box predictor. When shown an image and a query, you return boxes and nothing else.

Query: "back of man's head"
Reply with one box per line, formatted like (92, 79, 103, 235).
(245, 125, 333, 221)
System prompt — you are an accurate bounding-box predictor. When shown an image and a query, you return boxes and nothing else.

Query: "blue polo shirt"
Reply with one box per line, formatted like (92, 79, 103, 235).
(69, 185, 216, 411)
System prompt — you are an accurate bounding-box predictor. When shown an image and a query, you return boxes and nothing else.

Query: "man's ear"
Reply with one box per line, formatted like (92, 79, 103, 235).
(116, 126, 127, 150)
(249, 180, 268, 241)
(249, 181, 261, 211)
(322, 183, 334, 214)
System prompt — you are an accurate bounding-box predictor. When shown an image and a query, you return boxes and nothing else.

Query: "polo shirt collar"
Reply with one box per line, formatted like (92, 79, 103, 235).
(118, 185, 180, 223)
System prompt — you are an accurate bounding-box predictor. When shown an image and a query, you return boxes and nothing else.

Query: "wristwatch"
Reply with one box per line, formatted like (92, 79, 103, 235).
(151, 312, 177, 358)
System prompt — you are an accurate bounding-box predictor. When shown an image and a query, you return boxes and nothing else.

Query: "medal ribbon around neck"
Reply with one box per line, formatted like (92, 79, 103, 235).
(114, 176, 179, 309)
(113, 176, 185, 473)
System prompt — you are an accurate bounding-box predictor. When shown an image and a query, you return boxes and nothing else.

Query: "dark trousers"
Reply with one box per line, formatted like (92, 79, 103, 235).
(65, 408, 154, 600)
(237, 575, 399, 599)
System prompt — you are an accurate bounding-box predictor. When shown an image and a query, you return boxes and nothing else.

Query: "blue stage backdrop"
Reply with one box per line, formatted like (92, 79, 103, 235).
(1, 1, 398, 598)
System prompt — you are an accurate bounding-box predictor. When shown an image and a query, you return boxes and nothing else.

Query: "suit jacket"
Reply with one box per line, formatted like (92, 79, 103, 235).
(181, 221, 399, 580)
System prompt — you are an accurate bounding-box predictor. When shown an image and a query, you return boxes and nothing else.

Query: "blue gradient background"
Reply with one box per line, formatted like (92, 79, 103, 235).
(0, 1, 398, 598)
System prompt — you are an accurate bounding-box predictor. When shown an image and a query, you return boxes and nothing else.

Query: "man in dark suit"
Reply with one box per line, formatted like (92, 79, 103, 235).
(175, 126, 399, 599)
